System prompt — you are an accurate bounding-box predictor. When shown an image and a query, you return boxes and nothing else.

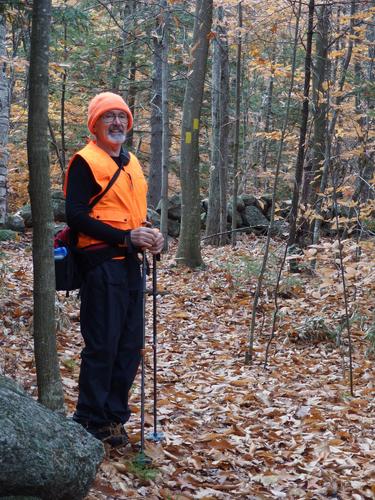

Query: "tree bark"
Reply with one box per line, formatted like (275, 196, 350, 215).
(148, 11, 163, 209)
(313, 0, 356, 245)
(27, 0, 65, 412)
(0, 14, 9, 227)
(301, 4, 330, 244)
(231, 1, 242, 247)
(260, 45, 276, 177)
(176, 0, 213, 267)
(205, 6, 229, 246)
(159, 0, 170, 249)
(287, 0, 315, 250)
(125, 0, 137, 149)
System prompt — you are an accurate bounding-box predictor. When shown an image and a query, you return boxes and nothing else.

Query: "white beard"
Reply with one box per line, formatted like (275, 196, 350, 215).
(108, 132, 126, 144)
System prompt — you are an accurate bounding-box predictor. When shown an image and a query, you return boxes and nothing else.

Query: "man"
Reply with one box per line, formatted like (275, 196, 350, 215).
(64, 92, 163, 447)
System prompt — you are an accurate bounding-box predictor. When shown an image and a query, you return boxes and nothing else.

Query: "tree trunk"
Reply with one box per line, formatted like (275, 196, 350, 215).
(27, 0, 65, 412)
(176, 0, 213, 267)
(111, 3, 130, 92)
(125, 57, 137, 149)
(60, 19, 67, 175)
(310, 4, 330, 199)
(0, 14, 9, 227)
(287, 0, 315, 250)
(125, 0, 137, 149)
(260, 46, 276, 178)
(231, 1, 242, 247)
(301, 4, 330, 244)
(159, 0, 170, 250)
(205, 6, 229, 246)
(313, 0, 356, 245)
(148, 14, 163, 209)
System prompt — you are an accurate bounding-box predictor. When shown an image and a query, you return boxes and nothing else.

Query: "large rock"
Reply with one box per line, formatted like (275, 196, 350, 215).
(147, 208, 160, 228)
(241, 194, 258, 207)
(228, 197, 245, 213)
(0, 376, 104, 500)
(6, 213, 25, 233)
(168, 218, 180, 237)
(241, 205, 270, 233)
(227, 208, 243, 227)
(18, 191, 66, 227)
(19, 205, 33, 228)
(51, 191, 66, 222)
(156, 194, 182, 221)
(0, 229, 17, 241)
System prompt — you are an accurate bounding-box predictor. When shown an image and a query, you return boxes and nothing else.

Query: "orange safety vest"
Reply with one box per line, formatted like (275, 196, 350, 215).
(64, 141, 147, 249)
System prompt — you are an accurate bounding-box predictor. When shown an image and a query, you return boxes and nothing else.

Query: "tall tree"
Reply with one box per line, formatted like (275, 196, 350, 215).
(176, 0, 213, 267)
(0, 14, 9, 227)
(287, 0, 315, 250)
(125, 0, 138, 149)
(148, 9, 163, 209)
(205, 6, 229, 246)
(231, 1, 242, 247)
(27, 0, 64, 411)
(159, 0, 170, 249)
(301, 4, 330, 244)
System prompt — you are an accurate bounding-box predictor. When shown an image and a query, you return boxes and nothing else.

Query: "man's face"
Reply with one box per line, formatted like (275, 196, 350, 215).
(93, 109, 128, 148)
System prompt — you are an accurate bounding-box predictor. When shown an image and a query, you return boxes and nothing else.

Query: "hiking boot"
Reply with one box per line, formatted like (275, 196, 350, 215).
(73, 417, 129, 448)
(98, 423, 129, 448)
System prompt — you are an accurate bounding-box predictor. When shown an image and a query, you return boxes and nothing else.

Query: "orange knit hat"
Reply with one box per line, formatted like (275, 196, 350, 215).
(87, 92, 133, 133)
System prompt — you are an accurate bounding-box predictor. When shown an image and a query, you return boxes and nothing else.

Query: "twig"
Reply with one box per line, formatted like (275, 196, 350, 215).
(332, 173, 355, 397)
(264, 243, 288, 368)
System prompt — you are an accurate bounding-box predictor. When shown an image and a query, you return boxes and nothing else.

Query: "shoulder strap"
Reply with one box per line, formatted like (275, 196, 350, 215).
(88, 163, 122, 210)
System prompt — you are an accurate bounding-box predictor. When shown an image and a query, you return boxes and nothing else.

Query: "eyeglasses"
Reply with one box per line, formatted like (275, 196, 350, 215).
(101, 112, 128, 124)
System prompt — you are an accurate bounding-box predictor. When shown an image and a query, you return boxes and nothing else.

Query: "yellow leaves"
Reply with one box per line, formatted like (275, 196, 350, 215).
(255, 130, 282, 141)
(329, 49, 346, 59)
(172, 311, 190, 320)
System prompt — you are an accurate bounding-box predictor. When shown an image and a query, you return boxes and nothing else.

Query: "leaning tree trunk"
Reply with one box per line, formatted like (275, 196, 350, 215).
(176, 0, 213, 267)
(287, 0, 315, 250)
(27, 0, 65, 412)
(0, 14, 9, 227)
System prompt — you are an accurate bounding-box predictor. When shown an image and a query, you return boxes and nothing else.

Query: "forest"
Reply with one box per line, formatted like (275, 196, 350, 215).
(0, 0, 374, 498)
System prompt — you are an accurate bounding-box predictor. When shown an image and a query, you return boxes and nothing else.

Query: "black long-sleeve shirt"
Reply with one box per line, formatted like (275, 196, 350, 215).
(65, 148, 131, 246)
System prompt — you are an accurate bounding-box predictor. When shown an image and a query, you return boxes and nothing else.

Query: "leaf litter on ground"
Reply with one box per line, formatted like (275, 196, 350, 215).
(0, 232, 374, 499)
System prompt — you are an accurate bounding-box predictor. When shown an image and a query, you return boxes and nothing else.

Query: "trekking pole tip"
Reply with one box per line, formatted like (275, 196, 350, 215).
(146, 431, 164, 442)
(132, 451, 153, 467)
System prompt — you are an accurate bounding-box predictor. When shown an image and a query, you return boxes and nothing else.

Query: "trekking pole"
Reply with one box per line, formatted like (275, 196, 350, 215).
(133, 252, 152, 467)
(147, 254, 164, 442)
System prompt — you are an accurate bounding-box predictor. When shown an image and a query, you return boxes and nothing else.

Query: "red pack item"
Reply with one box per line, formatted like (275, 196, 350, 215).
(54, 226, 72, 248)
(54, 227, 82, 292)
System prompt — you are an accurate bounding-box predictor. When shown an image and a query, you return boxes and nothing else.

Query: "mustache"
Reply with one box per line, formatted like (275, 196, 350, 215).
(109, 125, 125, 133)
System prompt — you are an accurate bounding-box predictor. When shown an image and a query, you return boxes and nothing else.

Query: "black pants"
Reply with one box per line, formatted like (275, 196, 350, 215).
(74, 258, 143, 427)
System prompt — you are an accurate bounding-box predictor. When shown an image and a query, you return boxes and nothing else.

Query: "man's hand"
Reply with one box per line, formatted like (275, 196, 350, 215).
(130, 227, 158, 250)
(149, 229, 164, 255)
